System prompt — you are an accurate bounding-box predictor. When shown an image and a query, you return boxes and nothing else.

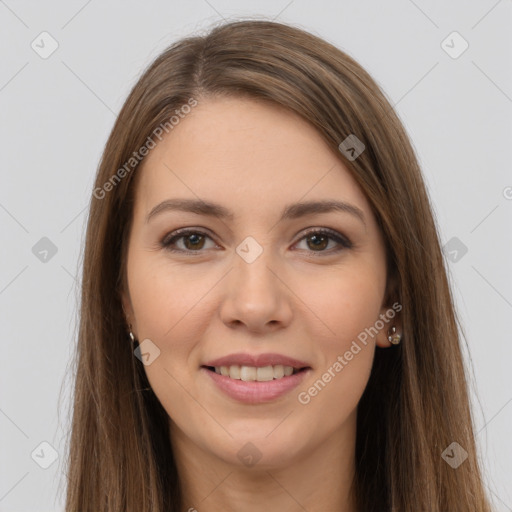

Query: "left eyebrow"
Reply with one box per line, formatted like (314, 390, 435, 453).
(280, 200, 366, 226)
(146, 198, 366, 226)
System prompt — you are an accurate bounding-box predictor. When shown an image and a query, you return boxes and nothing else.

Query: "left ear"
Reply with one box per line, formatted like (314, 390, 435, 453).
(375, 270, 402, 348)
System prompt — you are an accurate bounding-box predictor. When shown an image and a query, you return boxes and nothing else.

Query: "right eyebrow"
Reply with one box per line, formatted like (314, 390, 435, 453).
(146, 198, 235, 223)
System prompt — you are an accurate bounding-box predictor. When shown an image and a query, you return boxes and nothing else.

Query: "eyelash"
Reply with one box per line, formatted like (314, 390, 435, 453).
(160, 227, 353, 256)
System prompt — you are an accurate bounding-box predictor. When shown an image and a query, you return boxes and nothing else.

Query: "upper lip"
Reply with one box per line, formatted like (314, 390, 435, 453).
(202, 352, 311, 369)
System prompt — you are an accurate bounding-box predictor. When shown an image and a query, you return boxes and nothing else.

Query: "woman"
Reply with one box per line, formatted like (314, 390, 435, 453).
(64, 19, 493, 511)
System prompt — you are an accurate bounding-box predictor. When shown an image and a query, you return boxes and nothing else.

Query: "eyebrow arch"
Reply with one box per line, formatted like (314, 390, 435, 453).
(146, 198, 366, 226)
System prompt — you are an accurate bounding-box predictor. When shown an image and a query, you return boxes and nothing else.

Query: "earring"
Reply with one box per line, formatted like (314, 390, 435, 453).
(387, 325, 401, 345)
(128, 323, 136, 343)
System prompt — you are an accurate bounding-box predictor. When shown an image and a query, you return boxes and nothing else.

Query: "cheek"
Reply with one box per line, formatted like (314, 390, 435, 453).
(126, 255, 216, 421)
(299, 263, 384, 348)
(291, 267, 382, 412)
(128, 254, 215, 345)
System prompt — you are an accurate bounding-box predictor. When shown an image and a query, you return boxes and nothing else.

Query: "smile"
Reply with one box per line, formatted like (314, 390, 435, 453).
(207, 364, 305, 381)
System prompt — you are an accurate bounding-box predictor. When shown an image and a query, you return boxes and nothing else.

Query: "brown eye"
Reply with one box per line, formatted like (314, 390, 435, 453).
(295, 228, 352, 254)
(161, 227, 352, 255)
(182, 233, 205, 250)
(161, 229, 215, 252)
(305, 233, 329, 251)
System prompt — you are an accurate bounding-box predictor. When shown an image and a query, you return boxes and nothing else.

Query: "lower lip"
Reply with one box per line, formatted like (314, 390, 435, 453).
(201, 367, 311, 404)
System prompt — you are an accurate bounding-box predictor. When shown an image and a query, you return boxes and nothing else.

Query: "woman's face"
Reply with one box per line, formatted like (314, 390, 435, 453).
(122, 96, 395, 469)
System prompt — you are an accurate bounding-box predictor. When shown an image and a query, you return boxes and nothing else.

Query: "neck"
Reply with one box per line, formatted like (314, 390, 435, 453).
(170, 412, 359, 512)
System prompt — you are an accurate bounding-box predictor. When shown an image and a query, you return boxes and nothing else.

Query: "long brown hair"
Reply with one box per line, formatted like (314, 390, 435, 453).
(62, 19, 493, 511)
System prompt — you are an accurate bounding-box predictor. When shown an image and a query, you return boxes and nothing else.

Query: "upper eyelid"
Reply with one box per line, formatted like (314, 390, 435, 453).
(162, 227, 218, 245)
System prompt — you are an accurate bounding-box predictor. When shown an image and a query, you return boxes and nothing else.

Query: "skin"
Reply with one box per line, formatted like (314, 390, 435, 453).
(122, 96, 401, 512)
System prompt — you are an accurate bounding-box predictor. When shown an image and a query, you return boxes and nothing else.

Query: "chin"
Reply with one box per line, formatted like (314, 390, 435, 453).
(209, 431, 304, 470)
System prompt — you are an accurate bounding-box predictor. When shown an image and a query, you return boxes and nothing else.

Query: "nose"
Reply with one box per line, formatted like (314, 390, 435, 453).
(218, 248, 293, 334)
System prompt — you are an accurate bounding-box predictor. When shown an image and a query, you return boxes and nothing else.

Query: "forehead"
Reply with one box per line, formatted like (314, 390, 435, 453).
(133, 96, 371, 219)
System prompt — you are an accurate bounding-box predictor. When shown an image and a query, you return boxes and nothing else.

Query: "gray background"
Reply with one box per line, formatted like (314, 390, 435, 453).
(1, 1, 511, 510)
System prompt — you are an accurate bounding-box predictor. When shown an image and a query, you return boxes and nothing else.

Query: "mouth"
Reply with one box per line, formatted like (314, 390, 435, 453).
(200, 363, 312, 404)
(201, 364, 310, 382)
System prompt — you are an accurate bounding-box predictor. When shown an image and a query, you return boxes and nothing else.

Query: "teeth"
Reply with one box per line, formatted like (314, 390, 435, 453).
(273, 364, 284, 379)
(213, 364, 300, 381)
(240, 366, 256, 381)
(229, 365, 240, 379)
(256, 366, 274, 381)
